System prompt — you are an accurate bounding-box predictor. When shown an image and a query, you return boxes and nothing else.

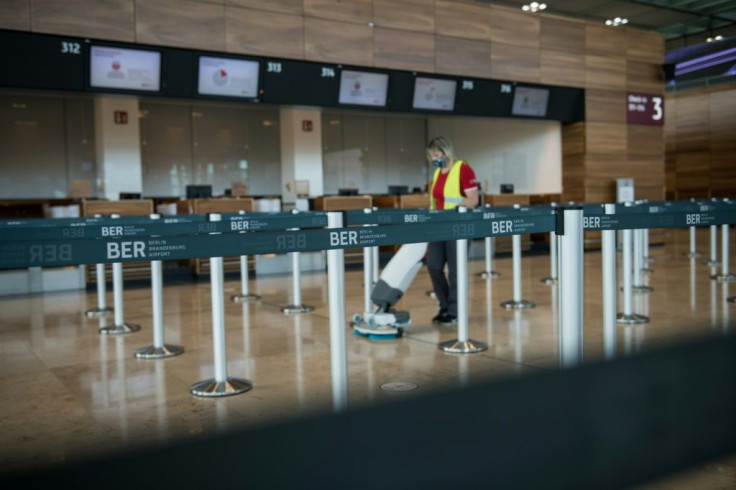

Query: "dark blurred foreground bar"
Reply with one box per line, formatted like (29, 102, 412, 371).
(3, 335, 736, 489)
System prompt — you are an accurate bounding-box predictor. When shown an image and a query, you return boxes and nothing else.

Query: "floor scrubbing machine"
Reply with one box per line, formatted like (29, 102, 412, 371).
(352, 242, 428, 340)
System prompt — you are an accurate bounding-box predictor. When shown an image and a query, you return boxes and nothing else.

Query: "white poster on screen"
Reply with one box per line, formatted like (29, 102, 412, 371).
(89, 46, 160, 91)
(198, 57, 259, 98)
(338, 71, 388, 107)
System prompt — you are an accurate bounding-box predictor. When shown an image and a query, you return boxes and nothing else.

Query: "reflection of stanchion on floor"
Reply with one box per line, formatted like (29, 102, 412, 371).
(100, 216, 141, 335)
(440, 206, 488, 354)
(478, 236, 500, 279)
(541, 231, 558, 285)
(641, 228, 654, 273)
(684, 226, 702, 258)
(704, 225, 720, 266)
(616, 227, 650, 325)
(135, 214, 184, 359)
(631, 228, 653, 292)
(500, 234, 535, 309)
(232, 210, 260, 303)
(711, 223, 736, 282)
(558, 207, 583, 368)
(602, 203, 617, 361)
(326, 212, 349, 412)
(191, 213, 252, 397)
(85, 262, 113, 318)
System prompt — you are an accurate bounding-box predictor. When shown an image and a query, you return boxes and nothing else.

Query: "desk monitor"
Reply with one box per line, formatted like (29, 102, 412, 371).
(197, 55, 259, 99)
(500, 184, 514, 194)
(186, 185, 212, 199)
(338, 70, 389, 107)
(119, 192, 142, 200)
(412, 76, 457, 111)
(388, 185, 409, 195)
(338, 188, 359, 196)
(89, 45, 161, 92)
(511, 86, 549, 117)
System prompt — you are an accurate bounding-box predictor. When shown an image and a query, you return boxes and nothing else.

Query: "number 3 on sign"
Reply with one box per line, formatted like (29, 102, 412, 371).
(652, 96, 663, 121)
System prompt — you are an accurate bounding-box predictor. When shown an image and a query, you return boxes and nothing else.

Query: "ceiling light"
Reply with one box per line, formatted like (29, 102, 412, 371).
(522, 2, 546, 13)
(707, 35, 724, 43)
(605, 17, 628, 27)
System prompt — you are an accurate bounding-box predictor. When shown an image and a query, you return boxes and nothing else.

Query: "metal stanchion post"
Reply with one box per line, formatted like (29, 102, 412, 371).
(191, 213, 252, 397)
(685, 226, 702, 258)
(135, 214, 183, 359)
(282, 211, 314, 314)
(85, 214, 113, 318)
(541, 231, 558, 285)
(558, 207, 584, 368)
(711, 224, 736, 282)
(641, 228, 654, 272)
(478, 205, 500, 279)
(326, 212, 348, 412)
(631, 228, 653, 292)
(602, 204, 617, 360)
(705, 225, 720, 266)
(500, 231, 535, 309)
(617, 227, 649, 325)
(100, 215, 141, 335)
(441, 207, 487, 353)
(232, 210, 260, 303)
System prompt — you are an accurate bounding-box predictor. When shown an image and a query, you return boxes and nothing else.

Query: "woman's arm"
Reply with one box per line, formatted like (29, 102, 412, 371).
(461, 188, 479, 209)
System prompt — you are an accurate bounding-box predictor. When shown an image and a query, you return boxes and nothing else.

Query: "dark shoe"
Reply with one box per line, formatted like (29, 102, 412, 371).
(432, 309, 448, 325)
(439, 315, 457, 327)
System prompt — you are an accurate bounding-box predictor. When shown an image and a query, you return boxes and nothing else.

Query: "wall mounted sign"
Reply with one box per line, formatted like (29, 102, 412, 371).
(627, 93, 664, 126)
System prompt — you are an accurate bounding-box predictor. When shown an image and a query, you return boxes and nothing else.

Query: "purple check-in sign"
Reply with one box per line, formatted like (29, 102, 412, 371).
(627, 92, 664, 125)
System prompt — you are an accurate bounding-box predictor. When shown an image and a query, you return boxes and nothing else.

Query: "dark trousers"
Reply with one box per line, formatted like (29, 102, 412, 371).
(427, 240, 458, 317)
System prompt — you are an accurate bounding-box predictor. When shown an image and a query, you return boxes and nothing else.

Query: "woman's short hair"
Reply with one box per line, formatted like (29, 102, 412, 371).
(426, 136, 455, 163)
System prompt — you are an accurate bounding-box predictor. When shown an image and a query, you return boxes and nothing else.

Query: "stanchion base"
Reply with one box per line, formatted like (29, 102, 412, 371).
(85, 307, 113, 318)
(477, 271, 500, 279)
(616, 313, 650, 325)
(282, 304, 315, 314)
(190, 378, 253, 397)
(231, 294, 261, 303)
(541, 277, 557, 285)
(710, 273, 736, 282)
(500, 299, 536, 310)
(134, 344, 184, 359)
(704, 260, 721, 266)
(684, 252, 703, 258)
(99, 323, 141, 335)
(630, 285, 654, 293)
(426, 290, 436, 299)
(641, 268, 654, 275)
(439, 339, 488, 354)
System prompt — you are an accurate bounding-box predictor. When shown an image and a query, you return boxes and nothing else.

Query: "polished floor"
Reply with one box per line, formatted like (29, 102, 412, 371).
(1, 228, 735, 487)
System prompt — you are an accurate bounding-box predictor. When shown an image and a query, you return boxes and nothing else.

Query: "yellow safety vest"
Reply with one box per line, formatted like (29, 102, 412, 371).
(431, 160, 465, 210)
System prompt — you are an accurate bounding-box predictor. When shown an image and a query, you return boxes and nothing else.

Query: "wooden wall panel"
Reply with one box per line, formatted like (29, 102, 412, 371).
(373, 0, 434, 33)
(489, 5, 540, 49)
(540, 17, 585, 54)
(675, 152, 710, 191)
(435, 36, 491, 78)
(675, 94, 710, 152)
(540, 50, 585, 88)
(226, 0, 302, 15)
(626, 29, 664, 63)
(0, 0, 30, 30)
(624, 158, 665, 186)
(561, 152, 584, 202)
(490, 43, 540, 84)
(32, 0, 134, 41)
(709, 153, 736, 198)
(585, 122, 627, 154)
(585, 89, 626, 123)
(374, 27, 434, 73)
(562, 122, 585, 155)
(628, 125, 664, 158)
(227, 8, 304, 59)
(304, 17, 373, 66)
(710, 89, 736, 153)
(627, 60, 663, 94)
(585, 24, 626, 56)
(584, 185, 615, 204)
(136, 0, 226, 51)
(435, 0, 492, 41)
(303, 0, 372, 24)
(585, 55, 626, 90)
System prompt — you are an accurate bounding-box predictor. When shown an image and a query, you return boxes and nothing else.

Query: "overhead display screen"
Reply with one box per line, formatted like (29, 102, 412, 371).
(338, 70, 389, 107)
(89, 45, 161, 92)
(197, 56, 260, 99)
(412, 77, 457, 111)
(511, 86, 549, 117)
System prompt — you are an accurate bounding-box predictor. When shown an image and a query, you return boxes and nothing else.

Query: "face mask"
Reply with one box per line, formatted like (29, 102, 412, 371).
(432, 157, 445, 168)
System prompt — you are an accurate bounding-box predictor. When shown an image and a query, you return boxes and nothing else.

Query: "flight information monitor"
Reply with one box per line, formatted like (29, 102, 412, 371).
(412, 76, 457, 111)
(89, 45, 161, 92)
(511, 86, 549, 117)
(197, 56, 260, 99)
(338, 70, 389, 107)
